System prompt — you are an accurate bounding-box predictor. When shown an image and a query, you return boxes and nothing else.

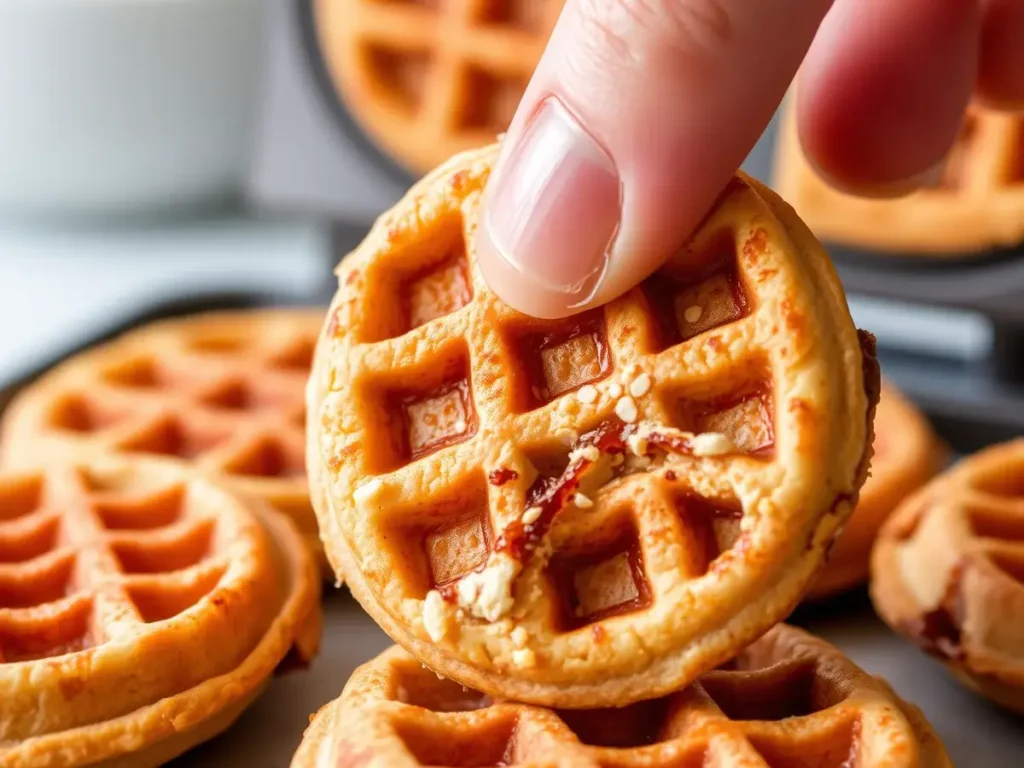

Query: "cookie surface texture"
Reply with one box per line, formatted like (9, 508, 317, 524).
(314, 144, 878, 706)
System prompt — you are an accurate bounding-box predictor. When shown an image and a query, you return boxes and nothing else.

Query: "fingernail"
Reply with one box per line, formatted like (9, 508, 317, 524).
(482, 98, 621, 298)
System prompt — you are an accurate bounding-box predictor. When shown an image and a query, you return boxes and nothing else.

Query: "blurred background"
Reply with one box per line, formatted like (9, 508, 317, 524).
(0, 0, 1017, 449)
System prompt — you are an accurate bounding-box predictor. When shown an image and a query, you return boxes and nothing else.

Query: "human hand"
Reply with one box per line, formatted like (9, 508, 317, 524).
(475, 0, 1024, 318)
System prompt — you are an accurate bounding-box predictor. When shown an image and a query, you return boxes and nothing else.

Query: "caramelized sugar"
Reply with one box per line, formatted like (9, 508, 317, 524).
(366, 46, 431, 113)
(693, 389, 774, 454)
(549, 525, 652, 630)
(425, 515, 489, 586)
(403, 252, 472, 331)
(643, 231, 749, 349)
(461, 69, 528, 131)
(513, 311, 612, 409)
(401, 378, 476, 460)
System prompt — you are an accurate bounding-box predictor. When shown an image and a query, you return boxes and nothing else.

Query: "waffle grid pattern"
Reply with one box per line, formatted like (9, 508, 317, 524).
(297, 626, 949, 768)
(0, 467, 241, 664)
(317, 146, 875, 704)
(1, 312, 325, 552)
(315, 0, 564, 171)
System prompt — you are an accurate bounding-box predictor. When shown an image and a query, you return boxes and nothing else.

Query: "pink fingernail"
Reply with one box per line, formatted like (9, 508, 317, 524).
(482, 98, 621, 298)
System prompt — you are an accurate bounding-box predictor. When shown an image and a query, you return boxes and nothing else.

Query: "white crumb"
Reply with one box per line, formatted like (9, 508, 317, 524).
(511, 626, 528, 648)
(629, 373, 652, 398)
(691, 432, 735, 457)
(573, 492, 594, 509)
(422, 590, 449, 642)
(556, 428, 579, 446)
(577, 384, 598, 404)
(456, 554, 522, 622)
(454, 419, 467, 434)
(627, 433, 649, 457)
(512, 649, 537, 668)
(522, 505, 542, 525)
(615, 396, 639, 423)
(684, 305, 703, 324)
(353, 478, 383, 506)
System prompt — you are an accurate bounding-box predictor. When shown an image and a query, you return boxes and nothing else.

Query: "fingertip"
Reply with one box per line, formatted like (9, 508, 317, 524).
(798, 0, 978, 191)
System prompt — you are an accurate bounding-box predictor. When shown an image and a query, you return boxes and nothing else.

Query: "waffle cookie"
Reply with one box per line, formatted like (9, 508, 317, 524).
(311, 144, 879, 707)
(872, 439, 1024, 714)
(774, 101, 1024, 256)
(291, 624, 950, 768)
(808, 380, 946, 600)
(0, 456, 320, 767)
(0, 309, 330, 574)
(313, 0, 563, 173)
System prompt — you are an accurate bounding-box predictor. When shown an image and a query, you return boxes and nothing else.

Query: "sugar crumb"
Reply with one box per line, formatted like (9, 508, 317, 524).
(691, 432, 735, 457)
(615, 396, 639, 423)
(577, 384, 598, 404)
(512, 648, 537, 668)
(629, 373, 652, 398)
(684, 305, 703, 324)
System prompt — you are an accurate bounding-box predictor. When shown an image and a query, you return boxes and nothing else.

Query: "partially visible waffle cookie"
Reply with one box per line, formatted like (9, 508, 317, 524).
(291, 624, 950, 768)
(0, 456, 320, 767)
(809, 380, 946, 600)
(0, 309, 329, 574)
(313, 0, 563, 173)
(312, 144, 879, 706)
(872, 439, 1024, 713)
(775, 101, 1024, 256)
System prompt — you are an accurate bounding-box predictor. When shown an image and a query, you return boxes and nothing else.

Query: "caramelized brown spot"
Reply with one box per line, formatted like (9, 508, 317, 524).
(487, 468, 518, 486)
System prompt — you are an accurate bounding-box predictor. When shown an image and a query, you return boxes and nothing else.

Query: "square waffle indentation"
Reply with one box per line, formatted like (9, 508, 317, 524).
(677, 495, 743, 575)
(370, 353, 478, 472)
(115, 415, 235, 461)
(392, 715, 517, 768)
(701, 661, 845, 721)
(0, 474, 45, 523)
(382, 476, 491, 596)
(364, 46, 432, 115)
(221, 435, 305, 480)
(0, 594, 94, 663)
(109, 519, 214, 574)
(695, 392, 774, 454)
(642, 229, 750, 351)
(476, 0, 550, 32)
(48, 393, 131, 435)
(556, 699, 672, 748)
(510, 310, 612, 410)
(126, 564, 226, 623)
(549, 520, 651, 630)
(392, 658, 493, 711)
(459, 69, 528, 132)
(0, 552, 75, 608)
(100, 356, 162, 388)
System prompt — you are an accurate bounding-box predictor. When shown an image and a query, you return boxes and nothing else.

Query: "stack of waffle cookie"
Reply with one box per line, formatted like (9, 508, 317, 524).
(299, 143, 955, 766)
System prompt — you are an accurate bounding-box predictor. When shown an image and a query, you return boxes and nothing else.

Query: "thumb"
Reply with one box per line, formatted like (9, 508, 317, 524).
(476, 0, 833, 319)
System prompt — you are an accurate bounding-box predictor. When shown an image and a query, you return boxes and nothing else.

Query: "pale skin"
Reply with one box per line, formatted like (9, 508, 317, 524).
(475, 0, 1024, 319)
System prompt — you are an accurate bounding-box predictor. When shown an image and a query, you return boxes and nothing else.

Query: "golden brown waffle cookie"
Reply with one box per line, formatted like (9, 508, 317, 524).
(312, 144, 879, 706)
(0, 456, 320, 767)
(313, 0, 563, 173)
(872, 439, 1024, 714)
(808, 380, 946, 600)
(0, 309, 331, 575)
(291, 625, 950, 768)
(775, 101, 1024, 256)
